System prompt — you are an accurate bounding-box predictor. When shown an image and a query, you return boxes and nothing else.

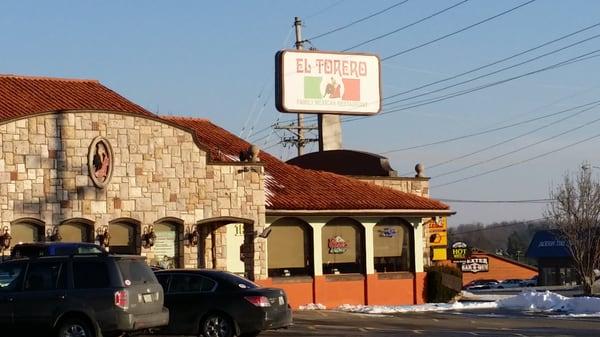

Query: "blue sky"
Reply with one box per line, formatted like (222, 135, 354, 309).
(2, 0, 600, 225)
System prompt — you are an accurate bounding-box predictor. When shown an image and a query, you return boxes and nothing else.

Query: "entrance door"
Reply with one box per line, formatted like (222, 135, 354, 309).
(226, 223, 245, 275)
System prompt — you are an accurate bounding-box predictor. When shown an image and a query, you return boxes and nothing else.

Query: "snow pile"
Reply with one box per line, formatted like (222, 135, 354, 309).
(497, 291, 600, 315)
(299, 303, 327, 310)
(338, 301, 497, 314)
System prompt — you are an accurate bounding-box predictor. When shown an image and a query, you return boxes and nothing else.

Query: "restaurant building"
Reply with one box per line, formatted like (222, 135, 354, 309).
(0, 74, 452, 307)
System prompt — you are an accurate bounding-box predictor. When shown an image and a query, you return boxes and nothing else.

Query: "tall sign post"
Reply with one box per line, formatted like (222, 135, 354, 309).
(293, 17, 305, 157)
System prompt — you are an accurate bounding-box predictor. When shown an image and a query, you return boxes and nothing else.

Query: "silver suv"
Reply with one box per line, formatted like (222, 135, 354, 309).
(0, 254, 169, 337)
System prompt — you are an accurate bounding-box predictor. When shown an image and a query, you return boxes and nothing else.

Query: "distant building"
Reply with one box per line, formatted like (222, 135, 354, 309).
(456, 249, 538, 286)
(526, 230, 579, 286)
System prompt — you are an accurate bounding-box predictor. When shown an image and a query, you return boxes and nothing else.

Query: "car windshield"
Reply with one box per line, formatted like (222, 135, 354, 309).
(117, 259, 157, 285)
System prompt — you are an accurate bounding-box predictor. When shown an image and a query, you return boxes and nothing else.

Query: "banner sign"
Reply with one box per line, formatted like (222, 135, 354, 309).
(276, 49, 381, 115)
(450, 241, 470, 261)
(461, 258, 489, 273)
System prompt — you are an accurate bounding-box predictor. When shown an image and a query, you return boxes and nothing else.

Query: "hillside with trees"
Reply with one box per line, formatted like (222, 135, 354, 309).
(448, 220, 551, 265)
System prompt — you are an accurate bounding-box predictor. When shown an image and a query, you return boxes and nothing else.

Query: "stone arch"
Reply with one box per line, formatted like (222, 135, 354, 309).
(59, 218, 95, 242)
(10, 218, 45, 244)
(151, 217, 185, 269)
(373, 217, 415, 273)
(322, 217, 366, 275)
(196, 217, 255, 279)
(109, 218, 141, 255)
(267, 217, 313, 277)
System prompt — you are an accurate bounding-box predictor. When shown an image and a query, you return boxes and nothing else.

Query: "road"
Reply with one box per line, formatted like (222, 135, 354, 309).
(256, 309, 600, 337)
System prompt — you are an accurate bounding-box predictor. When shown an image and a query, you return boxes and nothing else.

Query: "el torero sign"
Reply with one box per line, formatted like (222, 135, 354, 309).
(276, 49, 381, 115)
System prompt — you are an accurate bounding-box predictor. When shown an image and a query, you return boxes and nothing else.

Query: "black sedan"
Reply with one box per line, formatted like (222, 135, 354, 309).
(154, 269, 292, 337)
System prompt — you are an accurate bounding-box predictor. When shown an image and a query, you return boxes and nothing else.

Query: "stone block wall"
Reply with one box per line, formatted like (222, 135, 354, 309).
(0, 111, 267, 279)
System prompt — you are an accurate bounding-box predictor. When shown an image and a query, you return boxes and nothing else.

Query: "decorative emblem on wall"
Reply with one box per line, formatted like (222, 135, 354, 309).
(328, 235, 348, 254)
(88, 136, 114, 188)
(378, 227, 397, 238)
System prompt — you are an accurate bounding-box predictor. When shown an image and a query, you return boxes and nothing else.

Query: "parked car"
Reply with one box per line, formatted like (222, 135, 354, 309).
(494, 279, 524, 289)
(0, 253, 169, 337)
(520, 276, 538, 287)
(463, 279, 499, 290)
(10, 242, 105, 259)
(155, 269, 292, 337)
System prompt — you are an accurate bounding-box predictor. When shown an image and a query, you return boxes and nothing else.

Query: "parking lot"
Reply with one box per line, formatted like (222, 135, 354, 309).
(143, 308, 600, 337)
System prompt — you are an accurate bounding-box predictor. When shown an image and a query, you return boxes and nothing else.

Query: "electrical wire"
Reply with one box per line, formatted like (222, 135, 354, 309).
(438, 198, 552, 204)
(343, 0, 470, 51)
(420, 101, 600, 174)
(384, 21, 600, 102)
(307, 0, 410, 41)
(382, 0, 537, 61)
(432, 131, 600, 188)
(385, 32, 600, 107)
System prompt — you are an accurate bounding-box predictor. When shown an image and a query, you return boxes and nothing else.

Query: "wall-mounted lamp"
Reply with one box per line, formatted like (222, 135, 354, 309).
(184, 225, 199, 247)
(142, 225, 156, 249)
(257, 226, 272, 239)
(0, 226, 11, 251)
(95, 225, 110, 248)
(46, 226, 62, 242)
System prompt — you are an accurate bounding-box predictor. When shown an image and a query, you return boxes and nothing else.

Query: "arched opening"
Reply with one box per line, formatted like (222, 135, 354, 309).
(373, 218, 414, 273)
(59, 218, 94, 242)
(10, 218, 45, 244)
(268, 217, 313, 277)
(322, 217, 365, 275)
(196, 217, 255, 279)
(109, 218, 141, 255)
(152, 218, 184, 269)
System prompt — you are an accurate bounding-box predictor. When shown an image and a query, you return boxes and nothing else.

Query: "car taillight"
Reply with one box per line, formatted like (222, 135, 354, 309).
(115, 290, 129, 310)
(244, 295, 271, 307)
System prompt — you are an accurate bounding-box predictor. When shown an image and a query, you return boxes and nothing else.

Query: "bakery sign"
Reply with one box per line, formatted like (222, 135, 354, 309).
(328, 235, 348, 254)
(461, 258, 489, 273)
(275, 49, 381, 115)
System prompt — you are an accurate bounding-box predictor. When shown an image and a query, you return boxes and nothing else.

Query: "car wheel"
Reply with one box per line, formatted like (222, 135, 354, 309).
(57, 317, 94, 337)
(201, 313, 234, 337)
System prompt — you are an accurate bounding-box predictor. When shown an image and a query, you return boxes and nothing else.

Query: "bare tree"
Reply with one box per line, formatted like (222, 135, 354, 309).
(546, 165, 600, 294)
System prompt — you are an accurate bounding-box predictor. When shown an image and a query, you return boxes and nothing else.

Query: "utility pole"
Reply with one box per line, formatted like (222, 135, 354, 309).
(294, 16, 305, 157)
(275, 17, 318, 157)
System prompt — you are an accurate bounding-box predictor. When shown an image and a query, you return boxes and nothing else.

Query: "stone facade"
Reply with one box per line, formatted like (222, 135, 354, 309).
(0, 111, 267, 279)
(353, 176, 429, 198)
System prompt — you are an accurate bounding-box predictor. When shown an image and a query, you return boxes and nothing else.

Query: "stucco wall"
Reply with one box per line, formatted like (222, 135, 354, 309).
(0, 111, 266, 279)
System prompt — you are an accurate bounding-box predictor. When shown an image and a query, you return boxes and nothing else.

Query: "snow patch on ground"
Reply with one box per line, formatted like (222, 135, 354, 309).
(299, 303, 327, 310)
(336, 291, 600, 316)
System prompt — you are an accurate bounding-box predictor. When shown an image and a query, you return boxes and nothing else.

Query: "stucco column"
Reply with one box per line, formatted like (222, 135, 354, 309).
(310, 221, 325, 276)
(409, 218, 425, 273)
(360, 220, 377, 275)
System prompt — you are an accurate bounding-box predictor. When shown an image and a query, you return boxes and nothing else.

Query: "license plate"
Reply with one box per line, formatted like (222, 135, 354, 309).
(278, 296, 284, 305)
(143, 294, 153, 303)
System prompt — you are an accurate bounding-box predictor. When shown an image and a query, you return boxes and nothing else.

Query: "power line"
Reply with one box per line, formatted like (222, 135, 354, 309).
(425, 101, 600, 175)
(450, 218, 547, 235)
(349, 47, 600, 127)
(305, 0, 346, 20)
(307, 0, 410, 41)
(385, 32, 600, 108)
(382, 0, 537, 61)
(342, 0, 470, 51)
(384, 21, 600, 102)
(439, 198, 552, 204)
(432, 131, 600, 188)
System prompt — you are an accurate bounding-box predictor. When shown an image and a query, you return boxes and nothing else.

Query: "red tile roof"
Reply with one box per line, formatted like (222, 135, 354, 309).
(164, 116, 450, 211)
(0, 74, 154, 121)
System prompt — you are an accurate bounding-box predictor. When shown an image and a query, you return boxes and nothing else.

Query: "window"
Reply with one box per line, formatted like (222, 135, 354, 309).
(24, 262, 65, 291)
(156, 274, 170, 292)
(373, 218, 414, 273)
(117, 259, 156, 285)
(169, 275, 216, 293)
(322, 218, 364, 274)
(10, 218, 44, 243)
(59, 219, 94, 242)
(267, 218, 313, 277)
(152, 220, 183, 269)
(109, 220, 140, 255)
(0, 263, 25, 290)
(73, 261, 110, 289)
